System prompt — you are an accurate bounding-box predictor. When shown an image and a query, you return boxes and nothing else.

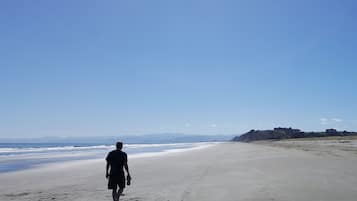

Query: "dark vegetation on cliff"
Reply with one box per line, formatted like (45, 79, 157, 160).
(232, 128, 357, 142)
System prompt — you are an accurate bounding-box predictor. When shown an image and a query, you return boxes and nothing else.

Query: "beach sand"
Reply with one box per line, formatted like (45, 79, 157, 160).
(1, 140, 357, 201)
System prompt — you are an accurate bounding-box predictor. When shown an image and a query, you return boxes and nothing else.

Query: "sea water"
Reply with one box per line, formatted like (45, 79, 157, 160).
(0, 142, 216, 173)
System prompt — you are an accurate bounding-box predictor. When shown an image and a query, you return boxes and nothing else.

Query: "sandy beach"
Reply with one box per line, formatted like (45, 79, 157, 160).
(1, 140, 357, 201)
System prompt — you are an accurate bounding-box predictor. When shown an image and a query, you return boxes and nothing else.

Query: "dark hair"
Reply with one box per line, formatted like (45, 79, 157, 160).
(116, 142, 123, 150)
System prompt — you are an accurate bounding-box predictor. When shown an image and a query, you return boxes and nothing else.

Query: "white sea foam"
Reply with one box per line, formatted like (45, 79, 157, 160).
(0, 142, 222, 172)
(0, 142, 213, 154)
(129, 142, 221, 159)
(0, 145, 112, 154)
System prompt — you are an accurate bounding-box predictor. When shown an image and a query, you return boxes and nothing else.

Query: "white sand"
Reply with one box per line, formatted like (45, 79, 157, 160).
(1, 141, 357, 201)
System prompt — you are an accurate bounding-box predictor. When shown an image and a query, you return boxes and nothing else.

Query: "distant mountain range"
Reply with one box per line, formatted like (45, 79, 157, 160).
(0, 133, 234, 144)
(232, 128, 357, 142)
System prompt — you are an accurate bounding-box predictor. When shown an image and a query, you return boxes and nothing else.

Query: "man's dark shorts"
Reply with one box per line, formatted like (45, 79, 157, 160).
(108, 172, 126, 189)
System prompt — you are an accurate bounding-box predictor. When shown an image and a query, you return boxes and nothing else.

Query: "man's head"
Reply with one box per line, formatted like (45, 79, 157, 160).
(116, 142, 123, 150)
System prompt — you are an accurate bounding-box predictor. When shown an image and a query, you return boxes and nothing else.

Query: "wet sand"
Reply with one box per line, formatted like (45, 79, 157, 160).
(1, 140, 357, 201)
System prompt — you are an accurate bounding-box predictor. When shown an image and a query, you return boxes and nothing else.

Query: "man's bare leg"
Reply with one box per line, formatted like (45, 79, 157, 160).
(112, 187, 118, 201)
(117, 188, 124, 200)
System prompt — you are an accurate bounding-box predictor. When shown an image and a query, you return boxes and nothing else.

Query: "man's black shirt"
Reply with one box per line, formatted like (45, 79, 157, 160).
(106, 150, 127, 175)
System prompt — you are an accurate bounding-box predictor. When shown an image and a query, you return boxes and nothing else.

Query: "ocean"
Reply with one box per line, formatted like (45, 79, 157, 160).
(0, 142, 217, 173)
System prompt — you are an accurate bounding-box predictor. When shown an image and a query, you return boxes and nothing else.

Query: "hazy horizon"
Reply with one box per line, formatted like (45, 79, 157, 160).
(1, 1, 357, 138)
(0, 127, 353, 140)
(0, 132, 234, 139)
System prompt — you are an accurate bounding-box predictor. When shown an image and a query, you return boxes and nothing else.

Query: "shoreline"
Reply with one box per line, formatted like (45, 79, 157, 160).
(0, 142, 220, 174)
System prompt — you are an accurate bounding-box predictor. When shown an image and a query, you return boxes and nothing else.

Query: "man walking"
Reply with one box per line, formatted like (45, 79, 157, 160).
(106, 142, 131, 201)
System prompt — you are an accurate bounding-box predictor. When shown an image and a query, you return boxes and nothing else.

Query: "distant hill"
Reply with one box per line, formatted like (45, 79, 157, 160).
(232, 128, 357, 142)
(0, 133, 234, 144)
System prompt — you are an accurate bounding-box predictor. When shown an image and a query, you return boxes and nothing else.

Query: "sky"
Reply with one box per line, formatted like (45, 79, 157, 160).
(1, 0, 357, 137)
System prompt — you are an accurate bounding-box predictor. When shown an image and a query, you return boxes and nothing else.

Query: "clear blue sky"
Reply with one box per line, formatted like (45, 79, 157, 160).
(1, 0, 357, 137)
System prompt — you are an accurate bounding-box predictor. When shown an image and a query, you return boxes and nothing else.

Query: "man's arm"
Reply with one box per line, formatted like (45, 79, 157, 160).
(124, 153, 130, 177)
(124, 162, 130, 176)
(106, 162, 110, 178)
